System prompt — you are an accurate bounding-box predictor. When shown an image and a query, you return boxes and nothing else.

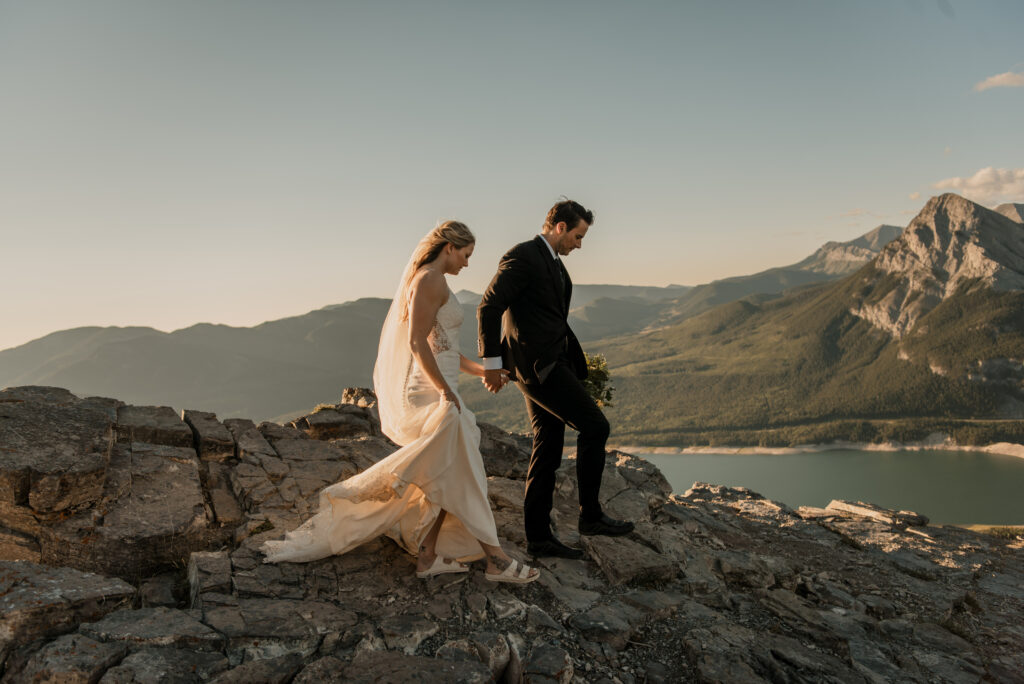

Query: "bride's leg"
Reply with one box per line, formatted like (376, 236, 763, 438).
(416, 510, 447, 572)
(479, 541, 539, 579)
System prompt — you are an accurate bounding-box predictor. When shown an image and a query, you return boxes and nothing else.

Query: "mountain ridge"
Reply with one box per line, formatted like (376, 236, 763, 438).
(464, 194, 1024, 442)
(4, 196, 1020, 439)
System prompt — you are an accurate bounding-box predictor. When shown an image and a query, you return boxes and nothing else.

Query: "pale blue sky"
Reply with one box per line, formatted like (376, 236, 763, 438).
(1, 1, 1022, 351)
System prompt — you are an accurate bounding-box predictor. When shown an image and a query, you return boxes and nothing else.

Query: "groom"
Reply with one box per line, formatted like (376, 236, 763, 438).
(477, 199, 634, 559)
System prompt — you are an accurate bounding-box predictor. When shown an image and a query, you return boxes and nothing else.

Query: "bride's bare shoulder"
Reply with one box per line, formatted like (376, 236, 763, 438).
(409, 268, 448, 303)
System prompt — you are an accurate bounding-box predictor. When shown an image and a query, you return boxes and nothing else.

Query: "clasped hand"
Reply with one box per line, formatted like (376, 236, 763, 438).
(482, 368, 510, 394)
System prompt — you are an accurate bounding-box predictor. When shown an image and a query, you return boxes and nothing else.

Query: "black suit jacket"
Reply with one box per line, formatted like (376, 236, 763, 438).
(477, 236, 587, 385)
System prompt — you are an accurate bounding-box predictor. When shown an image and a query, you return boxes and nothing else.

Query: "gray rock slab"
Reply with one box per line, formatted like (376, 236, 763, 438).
(618, 589, 688, 621)
(911, 650, 986, 684)
(210, 486, 244, 526)
(0, 561, 134, 658)
(570, 602, 639, 650)
(630, 521, 690, 565)
(847, 637, 903, 682)
(98, 647, 230, 683)
(292, 655, 348, 684)
(535, 568, 601, 613)
(104, 443, 206, 540)
(478, 422, 530, 479)
(505, 632, 526, 684)
(223, 419, 277, 459)
(188, 550, 232, 606)
(523, 643, 573, 683)
(343, 650, 492, 683)
(526, 605, 563, 632)
(912, 622, 973, 654)
(273, 439, 349, 462)
(436, 638, 481, 662)
(881, 549, 942, 580)
(203, 598, 357, 664)
(684, 624, 768, 684)
(16, 633, 127, 684)
(826, 499, 929, 527)
(0, 392, 111, 514)
(0, 385, 82, 404)
(379, 614, 439, 655)
(39, 441, 217, 578)
(296, 408, 374, 440)
(257, 422, 308, 444)
(581, 535, 678, 587)
(80, 607, 225, 652)
(467, 631, 510, 680)
(182, 410, 235, 461)
(978, 570, 1024, 601)
(858, 593, 897, 619)
(116, 405, 193, 448)
(713, 551, 776, 589)
(208, 653, 305, 683)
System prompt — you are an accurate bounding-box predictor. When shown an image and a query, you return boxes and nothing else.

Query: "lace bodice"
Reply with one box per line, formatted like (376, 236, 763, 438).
(427, 291, 463, 355)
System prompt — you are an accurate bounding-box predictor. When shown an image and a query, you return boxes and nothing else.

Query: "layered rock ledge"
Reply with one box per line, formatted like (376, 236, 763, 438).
(1, 386, 1022, 682)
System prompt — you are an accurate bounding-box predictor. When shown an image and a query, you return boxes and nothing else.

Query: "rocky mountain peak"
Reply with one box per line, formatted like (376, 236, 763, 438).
(795, 225, 903, 276)
(851, 193, 1024, 337)
(995, 202, 1024, 223)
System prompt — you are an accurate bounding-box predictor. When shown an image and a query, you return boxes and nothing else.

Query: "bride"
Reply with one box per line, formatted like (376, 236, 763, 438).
(261, 221, 539, 584)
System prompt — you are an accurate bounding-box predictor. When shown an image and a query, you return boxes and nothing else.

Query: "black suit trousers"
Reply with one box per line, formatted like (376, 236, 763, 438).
(519, 358, 610, 542)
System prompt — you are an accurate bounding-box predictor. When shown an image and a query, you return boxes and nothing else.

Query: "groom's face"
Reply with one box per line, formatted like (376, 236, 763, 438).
(555, 220, 589, 256)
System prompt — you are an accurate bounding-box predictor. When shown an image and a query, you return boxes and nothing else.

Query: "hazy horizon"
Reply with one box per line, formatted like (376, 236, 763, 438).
(2, 1, 1022, 351)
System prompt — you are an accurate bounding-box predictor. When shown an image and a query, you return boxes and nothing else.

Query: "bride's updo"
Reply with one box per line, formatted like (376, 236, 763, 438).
(399, 220, 475, 321)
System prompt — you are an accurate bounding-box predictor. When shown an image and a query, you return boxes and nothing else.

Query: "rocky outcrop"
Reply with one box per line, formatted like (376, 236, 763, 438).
(995, 202, 1024, 224)
(851, 193, 1024, 337)
(2, 386, 1023, 682)
(795, 224, 903, 276)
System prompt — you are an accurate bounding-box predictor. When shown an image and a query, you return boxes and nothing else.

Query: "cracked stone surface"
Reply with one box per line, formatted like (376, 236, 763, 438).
(2, 386, 1022, 683)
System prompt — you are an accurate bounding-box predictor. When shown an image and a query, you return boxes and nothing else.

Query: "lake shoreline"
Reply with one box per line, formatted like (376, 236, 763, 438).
(613, 439, 1024, 460)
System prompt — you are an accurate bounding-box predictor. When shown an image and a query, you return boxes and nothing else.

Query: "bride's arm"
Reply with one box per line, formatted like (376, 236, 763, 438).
(459, 354, 484, 377)
(407, 271, 460, 410)
(460, 354, 509, 388)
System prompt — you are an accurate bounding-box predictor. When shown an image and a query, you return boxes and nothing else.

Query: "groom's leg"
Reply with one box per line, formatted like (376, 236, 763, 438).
(522, 396, 564, 542)
(521, 363, 610, 521)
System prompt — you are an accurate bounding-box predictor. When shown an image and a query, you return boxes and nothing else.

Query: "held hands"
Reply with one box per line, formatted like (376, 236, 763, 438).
(482, 368, 510, 394)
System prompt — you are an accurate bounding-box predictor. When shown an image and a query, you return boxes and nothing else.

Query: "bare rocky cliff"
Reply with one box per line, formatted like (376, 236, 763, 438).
(1, 386, 1022, 682)
(851, 194, 1024, 338)
(794, 225, 903, 276)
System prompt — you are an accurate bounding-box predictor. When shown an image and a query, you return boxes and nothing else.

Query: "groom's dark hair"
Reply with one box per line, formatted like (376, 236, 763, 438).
(543, 199, 593, 232)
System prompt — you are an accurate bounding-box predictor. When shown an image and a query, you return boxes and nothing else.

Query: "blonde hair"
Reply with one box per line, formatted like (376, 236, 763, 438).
(399, 220, 475, 321)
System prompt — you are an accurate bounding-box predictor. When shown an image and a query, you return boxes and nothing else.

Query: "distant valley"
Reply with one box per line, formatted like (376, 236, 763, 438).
(3, 197, 1022, 448)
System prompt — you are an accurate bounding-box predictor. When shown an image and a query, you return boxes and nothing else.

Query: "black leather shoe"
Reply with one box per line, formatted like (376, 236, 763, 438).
(527, 537, 584, 560)
(578, 513, 635, 537)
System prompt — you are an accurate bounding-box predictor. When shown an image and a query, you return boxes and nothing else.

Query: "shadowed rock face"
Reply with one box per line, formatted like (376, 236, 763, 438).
(2, 385, 1022, 682)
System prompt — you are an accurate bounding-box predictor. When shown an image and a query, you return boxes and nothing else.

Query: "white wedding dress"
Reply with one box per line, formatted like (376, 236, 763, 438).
(261, 290, 500, 564)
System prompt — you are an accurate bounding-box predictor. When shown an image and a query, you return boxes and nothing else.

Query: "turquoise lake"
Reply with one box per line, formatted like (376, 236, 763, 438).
(639, 449, 1024, 526)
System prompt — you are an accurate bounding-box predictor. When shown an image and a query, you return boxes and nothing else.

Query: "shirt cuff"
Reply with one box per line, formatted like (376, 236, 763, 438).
(482, 357, 504, 370)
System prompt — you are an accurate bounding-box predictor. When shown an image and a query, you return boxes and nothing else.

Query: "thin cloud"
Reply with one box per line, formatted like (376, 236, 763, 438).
(974, 71, 1024, 91)
(908, 192, 921, 200)
(934, 167, 1024, 204)
(840, 208, 868, 218)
